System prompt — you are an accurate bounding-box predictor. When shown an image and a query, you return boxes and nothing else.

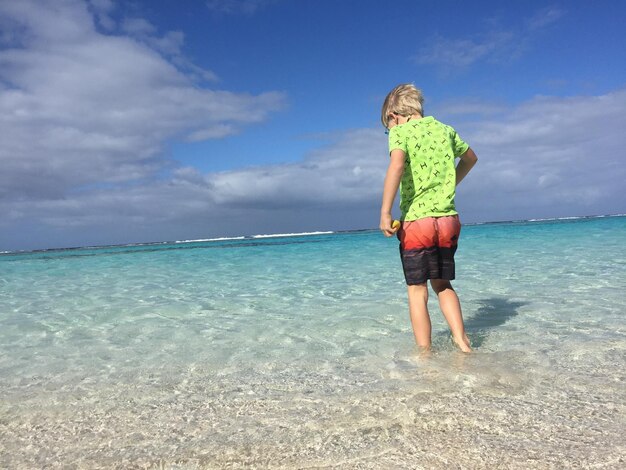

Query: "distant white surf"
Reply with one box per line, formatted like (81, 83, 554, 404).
(174, 237, 247, 244)
(526, 215, 615, 222)
(528, 216, 582, 222)
(252, 231, 334, 239)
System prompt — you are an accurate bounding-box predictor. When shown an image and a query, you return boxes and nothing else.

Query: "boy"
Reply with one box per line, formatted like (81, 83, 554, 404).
(380, 84, 478, 353)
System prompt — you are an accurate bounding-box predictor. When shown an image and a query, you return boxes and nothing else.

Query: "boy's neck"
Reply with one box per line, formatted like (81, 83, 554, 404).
(399, 113, 423, 125)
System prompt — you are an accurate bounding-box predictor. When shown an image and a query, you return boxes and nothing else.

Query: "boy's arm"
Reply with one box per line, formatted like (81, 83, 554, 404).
(380, 149, 405, 237)
(456, 147, 478, 185)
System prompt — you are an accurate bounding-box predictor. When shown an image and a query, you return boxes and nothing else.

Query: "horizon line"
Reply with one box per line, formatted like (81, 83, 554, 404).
(1, 213, 624, 256)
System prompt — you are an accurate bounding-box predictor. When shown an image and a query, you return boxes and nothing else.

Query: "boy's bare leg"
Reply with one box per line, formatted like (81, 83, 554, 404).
(430, 279, 471, 352)
(407, 284, 432, 350)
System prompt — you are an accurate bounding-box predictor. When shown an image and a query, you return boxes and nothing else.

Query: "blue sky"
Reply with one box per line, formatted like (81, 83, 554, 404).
(1, 0, 625, 251)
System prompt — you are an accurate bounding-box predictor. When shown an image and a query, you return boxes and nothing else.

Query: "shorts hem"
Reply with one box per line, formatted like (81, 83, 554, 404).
(405, 275, 456, 286)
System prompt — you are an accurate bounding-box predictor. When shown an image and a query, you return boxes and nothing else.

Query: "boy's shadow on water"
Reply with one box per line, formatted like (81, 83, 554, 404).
(435, 298, 526, 348)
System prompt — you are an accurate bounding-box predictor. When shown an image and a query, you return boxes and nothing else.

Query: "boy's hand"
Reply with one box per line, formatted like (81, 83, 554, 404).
(380, 214, 399, 237)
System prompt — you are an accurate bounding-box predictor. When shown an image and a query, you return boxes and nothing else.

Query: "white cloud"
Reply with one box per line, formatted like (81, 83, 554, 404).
(436, 98, 508, 117)
(416, 31, 516, 68)
(88, 0, 116, 30)
(186, 124, 239, 141)
(415, 7, 565, 69)
(526, 7, 565, 31)
(117, 16, 219, 82)
(0, 0, 285, 203)
(209, 129, 387, 209)
(120, 17, 157, 36)
(205, 0, 276, 15)
(456, 89, 626, 220)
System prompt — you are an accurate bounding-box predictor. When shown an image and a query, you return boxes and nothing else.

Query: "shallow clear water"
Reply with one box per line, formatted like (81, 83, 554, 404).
(1, 217, 625, 468)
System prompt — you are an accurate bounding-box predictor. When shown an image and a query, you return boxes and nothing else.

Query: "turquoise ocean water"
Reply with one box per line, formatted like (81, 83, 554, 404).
(1, 216, 625, 468)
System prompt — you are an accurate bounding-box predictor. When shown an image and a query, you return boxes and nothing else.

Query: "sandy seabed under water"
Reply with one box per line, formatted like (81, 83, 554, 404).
(2, 347, 624, 470)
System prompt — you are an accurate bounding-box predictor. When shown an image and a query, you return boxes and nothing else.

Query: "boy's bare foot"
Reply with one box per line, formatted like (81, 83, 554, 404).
(452, 333, 472, 353)
(417, 345, 432, 358)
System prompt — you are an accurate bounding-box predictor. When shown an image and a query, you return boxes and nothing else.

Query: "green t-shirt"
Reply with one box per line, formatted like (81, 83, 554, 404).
(388, 116, 469, 220)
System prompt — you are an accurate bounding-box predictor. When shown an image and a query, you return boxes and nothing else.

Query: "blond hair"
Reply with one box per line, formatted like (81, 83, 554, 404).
(381, 84, 424, 128)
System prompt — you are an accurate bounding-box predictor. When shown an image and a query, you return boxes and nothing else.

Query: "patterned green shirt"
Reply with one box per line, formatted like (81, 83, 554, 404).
(388, 116, 469, 220)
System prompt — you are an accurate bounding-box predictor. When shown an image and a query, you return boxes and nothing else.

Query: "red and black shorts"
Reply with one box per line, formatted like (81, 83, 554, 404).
(397, 215, 461, 285)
